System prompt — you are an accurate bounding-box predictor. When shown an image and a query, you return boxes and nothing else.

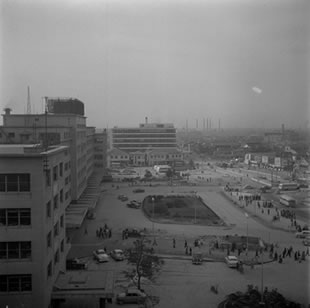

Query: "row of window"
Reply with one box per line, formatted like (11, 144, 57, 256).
(0, 174, 31, 192)
(0, 275, 32, 292)
(47, 240, 65, 278)
(0, 209, 31, 226)
(112, 129, 176, 134)
(47, 217, 64, 248)
(0, 242, 31, 259)
(114, 138, 177, 143)
(115, 144, 177, 148)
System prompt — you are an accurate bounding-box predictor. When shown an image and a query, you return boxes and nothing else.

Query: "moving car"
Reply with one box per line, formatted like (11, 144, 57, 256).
(116, 288, 147, 305)
(192, 252, 203, 265)
(127, 200, 141, 209)
(66, 258, 88, 270)
(118, 194, 128, 201)
(295, 230, 310, 238)
(93, 249, 109, 263)
(123, 228, 144, 238)
(133, 188, 145, 193)
(110, 249, 125, 261)
(225, 255, 239, 268)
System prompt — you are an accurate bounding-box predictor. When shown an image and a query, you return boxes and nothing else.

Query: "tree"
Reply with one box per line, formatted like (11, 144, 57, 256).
(165, 168, 174, 185)
(125, 237, 164, 291)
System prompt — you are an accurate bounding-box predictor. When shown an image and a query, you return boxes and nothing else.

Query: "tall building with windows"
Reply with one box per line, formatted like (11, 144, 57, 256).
(0, 144, 71, 308)
(0, 98, 105, 201)
(111, 121, 177, 153)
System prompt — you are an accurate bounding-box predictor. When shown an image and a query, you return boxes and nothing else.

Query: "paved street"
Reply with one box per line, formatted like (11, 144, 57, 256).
(67, 170, 310, 307)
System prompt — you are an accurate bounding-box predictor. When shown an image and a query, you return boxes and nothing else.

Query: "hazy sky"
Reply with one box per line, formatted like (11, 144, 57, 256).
(1, 0, 309, 129)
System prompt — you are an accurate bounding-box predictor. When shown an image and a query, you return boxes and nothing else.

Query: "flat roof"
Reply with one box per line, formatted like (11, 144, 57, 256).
(52, 270, 114, 299)
(0, 144, 68, 155)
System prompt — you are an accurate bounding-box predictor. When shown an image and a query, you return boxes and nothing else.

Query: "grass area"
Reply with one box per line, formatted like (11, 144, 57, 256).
(143, 194, 224, 226)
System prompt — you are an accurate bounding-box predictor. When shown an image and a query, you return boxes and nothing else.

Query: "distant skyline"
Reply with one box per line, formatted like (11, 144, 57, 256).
(1, 0, 309, 130)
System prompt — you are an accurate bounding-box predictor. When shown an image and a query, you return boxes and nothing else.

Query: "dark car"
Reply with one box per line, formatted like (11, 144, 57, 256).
(118, 194, 128, 201)
(66, 258, 88, 270)
(127, 200, 142, 209)
(110, 249, 125, 261)
(123, 228, 144, 238)
(133, 188, 145, 193)
(116, 288, 146, 305)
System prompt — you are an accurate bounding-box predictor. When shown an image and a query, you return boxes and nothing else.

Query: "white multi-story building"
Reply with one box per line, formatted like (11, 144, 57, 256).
(0, 144, 71, 308)
(111, 121, 177, 153)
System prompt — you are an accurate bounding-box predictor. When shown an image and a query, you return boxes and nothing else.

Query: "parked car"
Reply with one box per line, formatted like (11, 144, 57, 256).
(225, 255, 239, 268)
(295, 230, 310, 238)
(93, 249, 109, 262)
(116, 288, 146, 305)
(118, 195, 128, 201)
(133, 188, 145, 193)
(110, 249, 125, 261)
(302, 236, 310, 246)
(66, 258, 88, 270)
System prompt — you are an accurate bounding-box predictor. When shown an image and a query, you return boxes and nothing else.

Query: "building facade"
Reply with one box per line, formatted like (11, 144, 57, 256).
(110, 122, 177, 153)
(0, 100, 106, 201)
(0, 144, 71, 308)
(94, 129, 108, 170)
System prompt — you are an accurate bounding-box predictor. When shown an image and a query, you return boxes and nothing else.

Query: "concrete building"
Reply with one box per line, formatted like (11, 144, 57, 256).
(94, 129, 108, 170)
(0, 144, 71, 308)
(0, 99, 106, 201)
(110, 121, 177, 153)
(107, 148, 130, 168)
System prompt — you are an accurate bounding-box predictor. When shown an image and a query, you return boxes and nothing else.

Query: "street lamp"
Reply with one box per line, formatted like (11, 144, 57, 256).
(194, 191, 197, 224)
(245, 212, 249, 256)
(151, 197, 155, 235)
(259, 238, 265, 305)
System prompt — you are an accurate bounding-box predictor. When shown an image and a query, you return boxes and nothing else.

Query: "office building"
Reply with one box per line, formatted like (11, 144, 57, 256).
(0, 144, 71, 308)
(0, 98, 105, 201)
(111, 120, 177, 153)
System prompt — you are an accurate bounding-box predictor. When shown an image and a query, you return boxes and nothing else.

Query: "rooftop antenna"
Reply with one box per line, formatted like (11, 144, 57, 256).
(27, 86, 31, 114)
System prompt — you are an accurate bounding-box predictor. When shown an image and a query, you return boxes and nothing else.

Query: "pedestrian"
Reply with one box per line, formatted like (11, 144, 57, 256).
(278, 256, 283, 264)
(173, 238, 176, 248)
(184, 240, 188, 248)
(189, 247, 192, 255)
(109, 229, 112, 238)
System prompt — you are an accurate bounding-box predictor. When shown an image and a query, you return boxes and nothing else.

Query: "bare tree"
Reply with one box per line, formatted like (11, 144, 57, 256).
(125, 237, 164, 291)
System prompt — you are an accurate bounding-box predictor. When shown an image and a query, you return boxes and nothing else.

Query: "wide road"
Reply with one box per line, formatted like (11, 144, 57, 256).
(69, 177, 309, 307)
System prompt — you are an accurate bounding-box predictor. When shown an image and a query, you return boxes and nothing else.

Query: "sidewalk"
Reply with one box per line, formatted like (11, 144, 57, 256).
(221, 190, 304, 233)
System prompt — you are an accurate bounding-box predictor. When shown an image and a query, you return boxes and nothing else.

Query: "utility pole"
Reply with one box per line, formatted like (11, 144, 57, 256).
(27, 86, 31, 114)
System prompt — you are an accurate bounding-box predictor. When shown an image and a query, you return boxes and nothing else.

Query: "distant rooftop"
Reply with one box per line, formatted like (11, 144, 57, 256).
(0, 144, 68, 155)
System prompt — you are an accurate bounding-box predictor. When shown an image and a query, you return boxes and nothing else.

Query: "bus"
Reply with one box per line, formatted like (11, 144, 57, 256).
(279, 195, 296, 207)
(278, 183, 299, 191)
(154, 165, 171, 174)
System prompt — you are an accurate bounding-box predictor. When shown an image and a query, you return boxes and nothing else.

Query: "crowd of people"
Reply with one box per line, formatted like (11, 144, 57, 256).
(95, 224, 112, 239)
